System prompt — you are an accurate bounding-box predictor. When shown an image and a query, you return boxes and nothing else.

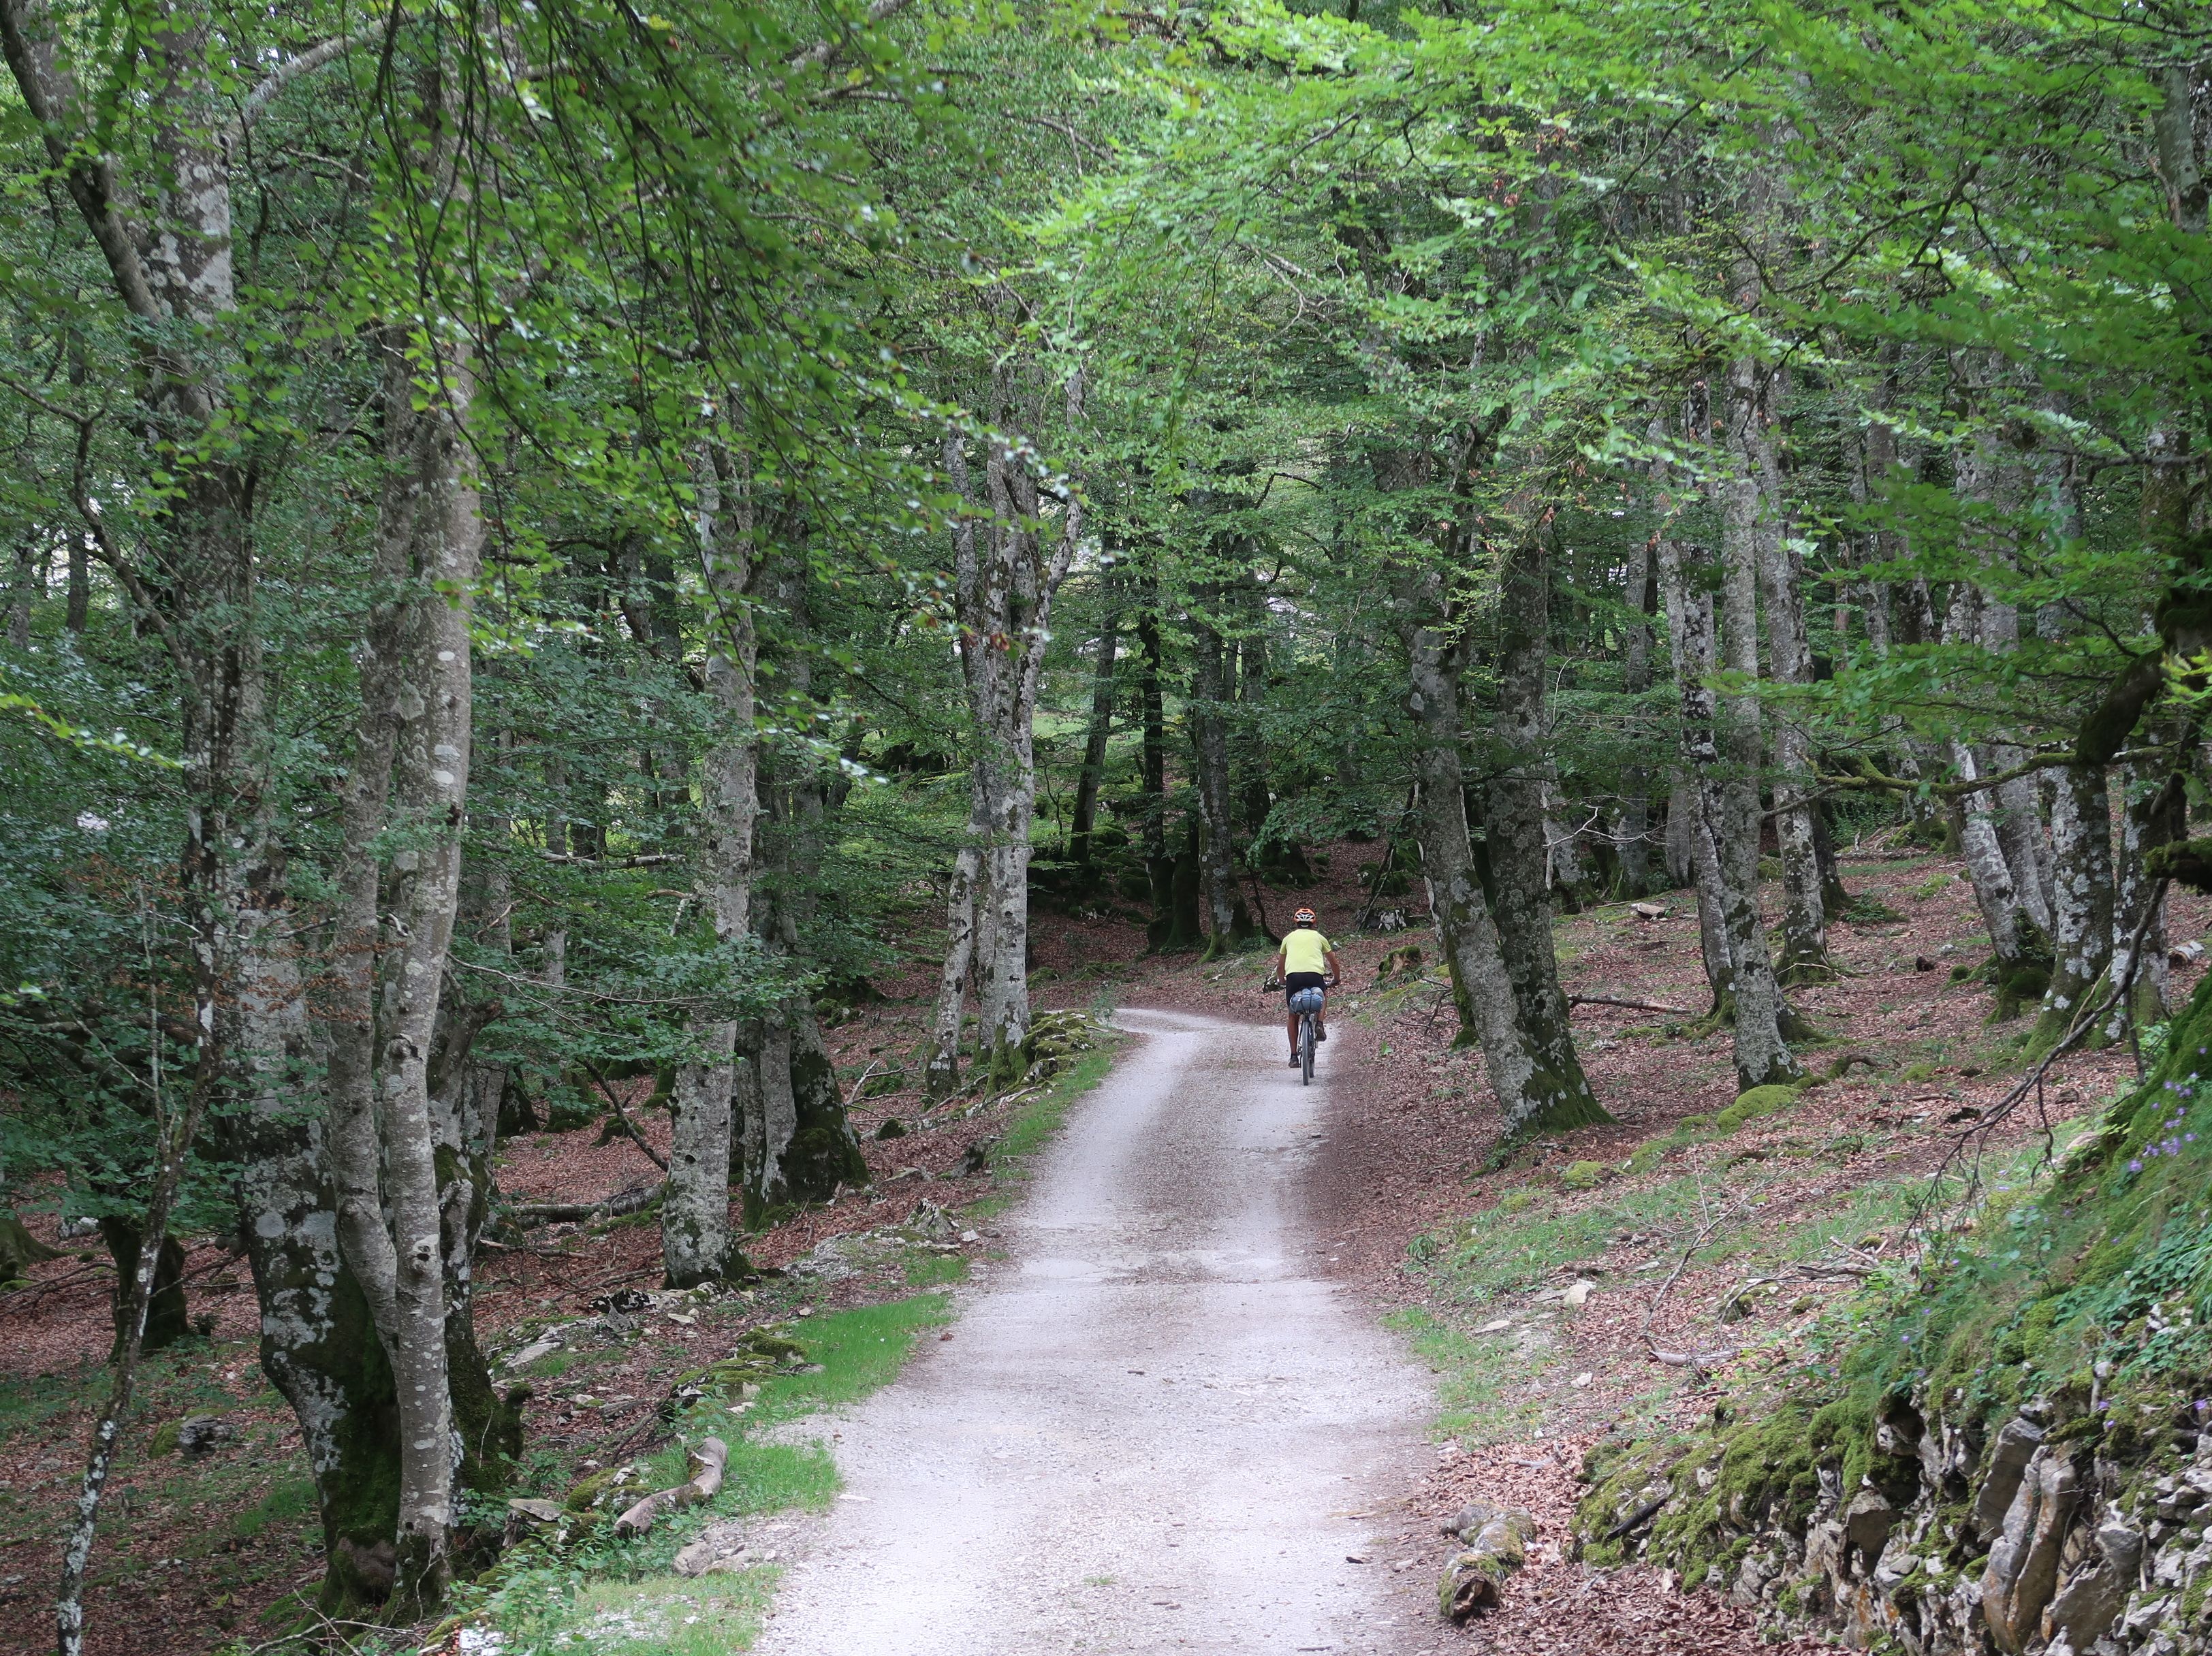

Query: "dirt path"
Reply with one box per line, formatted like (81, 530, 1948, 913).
(753, 1007, 1440, 1655)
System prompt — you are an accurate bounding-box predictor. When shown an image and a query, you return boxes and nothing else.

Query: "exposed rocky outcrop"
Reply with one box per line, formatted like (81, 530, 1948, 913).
(1583, 1396, 2212, 1656)
(1576, 975, 2212, 1656)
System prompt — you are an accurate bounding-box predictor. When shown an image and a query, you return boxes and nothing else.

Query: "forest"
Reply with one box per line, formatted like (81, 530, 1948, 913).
(0, 0, 2207, 1651)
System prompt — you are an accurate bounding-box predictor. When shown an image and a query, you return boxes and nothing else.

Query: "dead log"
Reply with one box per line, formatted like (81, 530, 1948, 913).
(510, 1185, 660, 1226)
(614, 1436, 729, 1538)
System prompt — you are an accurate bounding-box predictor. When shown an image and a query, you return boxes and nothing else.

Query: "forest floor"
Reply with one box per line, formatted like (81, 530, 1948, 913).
(0, 837, 2200, 1655)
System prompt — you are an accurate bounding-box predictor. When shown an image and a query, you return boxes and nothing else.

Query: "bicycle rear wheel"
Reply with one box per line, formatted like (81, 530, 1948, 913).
(1300, 1015, 1314, 1084)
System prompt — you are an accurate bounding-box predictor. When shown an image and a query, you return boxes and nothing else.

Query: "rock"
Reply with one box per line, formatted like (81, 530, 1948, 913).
(501, 1497, 564, 1549)
(1982, 1446, 2084, 1653)
(1560, 1161, 1606, 1192)
(791, 1237, 860, 1284)
(1562, 1280, 1595, 1310)
(2049, 1557, 2134, 1650)
(176, 1416, 237, 1459)
(1444, 1498, 1507, 1540)
(1376, 943, 1425, 981)
(673, 1518, 749, 1577)
(1438, 1507, 1533, 1622)
(1842, 1488, 1897, 1570)
(1974, 1417, 2048, 1540)
(1873, 1546, 1921, 1595)
(504, 1335, 564, 1371)
(1732, 1550, 1774, 1607)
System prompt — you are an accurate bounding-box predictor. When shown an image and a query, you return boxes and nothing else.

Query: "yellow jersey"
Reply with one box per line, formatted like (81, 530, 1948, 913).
(1280, 929, 1332, 976)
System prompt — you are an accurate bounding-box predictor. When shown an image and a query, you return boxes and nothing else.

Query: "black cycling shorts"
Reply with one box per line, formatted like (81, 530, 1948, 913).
(1283, 971, 1327, 1004)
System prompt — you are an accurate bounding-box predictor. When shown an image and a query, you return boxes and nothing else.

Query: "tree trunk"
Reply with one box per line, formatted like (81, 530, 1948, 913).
(743, 557, 866, 1211)
(1754, 441, 1832, 983)
(944, 371, 1084, 1077)
(325, 330, 417, 1375)
(1397, 594, 1555, 1135)
(1488, 534, 1604, 1126)
(1940, 577, 2045, 1013)
(1137, 594, 1182, 948)
(1190, 596, 1242, 953)
(1661, 531, 1799, 1089)
(2108, 755, 2181, 1038)
(663, 445, 757, 1286)
(926, 429, 989, 1098)
(1614, 537, 1658, 896)
(376, 315, 481, 1615)
(924, 801, 983, 1100)
(96, 1220, 187, 1359)
(2030, 763, 2115, 1054)
(5, 539, 33, 648)
(1069, 574, 1120, 866)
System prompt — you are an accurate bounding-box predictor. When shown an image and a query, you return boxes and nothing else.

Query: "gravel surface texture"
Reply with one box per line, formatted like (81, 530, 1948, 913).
(753, 1006, 1442, 1656)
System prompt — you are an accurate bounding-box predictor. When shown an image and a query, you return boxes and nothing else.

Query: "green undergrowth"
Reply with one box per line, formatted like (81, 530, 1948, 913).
(1389, 1305, 1561, 1444)
(1624, 1082, 1811, 1175)
(458, 1293, 953, 1655)
(966, 1026, 1121, 1222)
(1577, 972, 2212, 1581)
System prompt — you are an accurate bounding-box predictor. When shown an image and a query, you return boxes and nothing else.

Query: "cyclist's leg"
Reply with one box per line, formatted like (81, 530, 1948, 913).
(1284, 1007, 1300, 1057)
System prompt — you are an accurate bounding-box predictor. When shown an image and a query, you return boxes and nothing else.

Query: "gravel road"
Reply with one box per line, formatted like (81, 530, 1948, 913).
(753, 1006, 1438, 1655)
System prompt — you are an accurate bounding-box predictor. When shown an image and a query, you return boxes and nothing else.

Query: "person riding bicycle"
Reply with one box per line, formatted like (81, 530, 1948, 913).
(1274, 908, 1340, 1067)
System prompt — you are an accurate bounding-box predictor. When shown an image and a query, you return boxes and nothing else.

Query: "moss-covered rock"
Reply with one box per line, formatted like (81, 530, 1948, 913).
(1574, 972, 2212, 1655)
(1560, 1160, 1608, 1192)
(1714, 1084, 1799, 1133)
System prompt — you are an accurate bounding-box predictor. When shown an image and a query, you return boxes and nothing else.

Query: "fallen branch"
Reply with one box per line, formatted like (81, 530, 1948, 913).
(614, 1436, 729, 1538)
(843, 1059, 887, 1112)
(1640, 1207, 1737, 1380)
(1568, 993, 1689, 1016)
(1602, 1493, 1671, 1541)
(510, 1185, 660, 1226)
(580, 1060, 671, 1173)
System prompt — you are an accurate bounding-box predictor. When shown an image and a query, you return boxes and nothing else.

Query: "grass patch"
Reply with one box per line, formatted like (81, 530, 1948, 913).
(230, 1476, 318, 1542)
(902, 1251, 968, 1288)
(551, 1570, 780, 1656)
(472, 1292, 954, 1654)
(1425, 1173, 1743, 1307)
(1388, 1304, 1558, 1445)
(967, 1032, 1121, 1222)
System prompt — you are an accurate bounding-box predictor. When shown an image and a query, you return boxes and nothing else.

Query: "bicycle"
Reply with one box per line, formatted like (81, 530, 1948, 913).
(1268, 977, 1331, 1085)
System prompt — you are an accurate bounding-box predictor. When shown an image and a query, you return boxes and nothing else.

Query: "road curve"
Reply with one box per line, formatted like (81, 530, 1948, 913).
(752, 1006, 1436, 1656)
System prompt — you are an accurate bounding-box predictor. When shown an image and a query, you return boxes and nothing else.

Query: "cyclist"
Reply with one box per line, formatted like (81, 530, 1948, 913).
(1274, 908, 1340, 1067)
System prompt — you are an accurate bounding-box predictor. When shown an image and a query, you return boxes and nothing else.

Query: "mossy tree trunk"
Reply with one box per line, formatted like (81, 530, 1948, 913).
(663, 445, 757, 1284)
(227, 1092, 406, 1617)
(2030, 763, 2115, 1055)
(1660, 524, 1801, 1092)
(97, 1219, 187, 1359)
(1487, 533, 1607, 1127)
(1190, 588, 1247, 955)
(1397, 566, 1607, 1136)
